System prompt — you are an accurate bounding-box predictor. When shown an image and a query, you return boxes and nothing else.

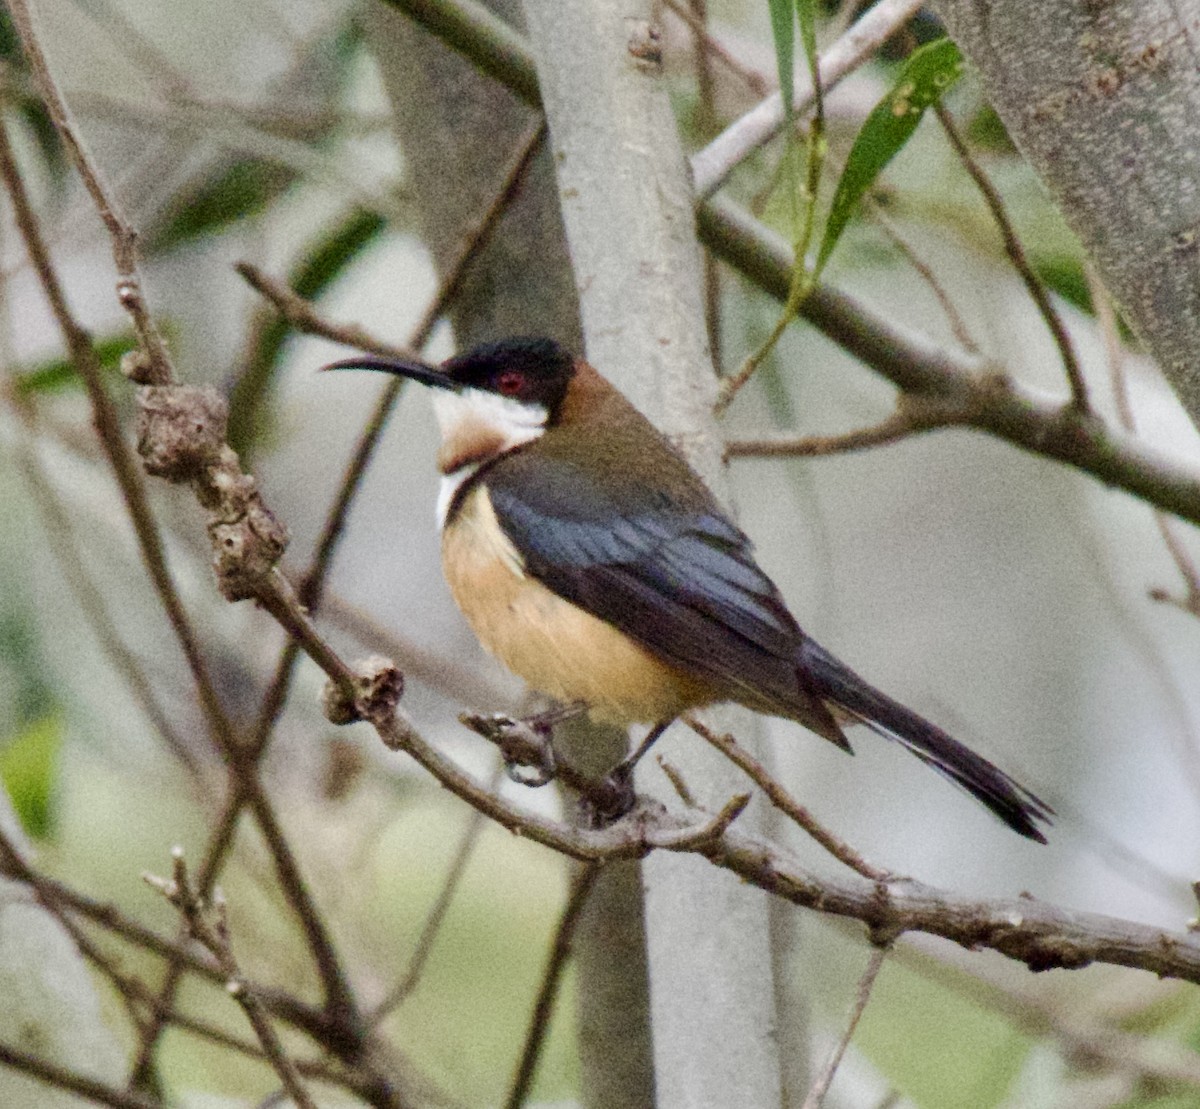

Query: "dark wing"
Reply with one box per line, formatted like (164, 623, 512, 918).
(483, 436, 1052, 841)
(482, 442, 847, 742)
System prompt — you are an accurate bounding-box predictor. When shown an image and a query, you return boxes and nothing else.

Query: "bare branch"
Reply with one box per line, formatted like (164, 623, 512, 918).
(1088, 263, 1200, 616)
(0, 1041, 158, 1109)
(725, 402, 947, 459)
(370, 799, 493, 1022)
(935, 103, 1090, 413)
(801, 947, 888, 1109)
(144, 850, 319, 1109)
(691, 0, 925, 198)
(504, 863, 602, 1109)
(866, 200, 981, 355)
(233, 264, 416, 362)
(686, 716, 891, 882)
(7, 0, 172, 381)
(701, 197, 1200, 526)
(662, 0, 769, 97)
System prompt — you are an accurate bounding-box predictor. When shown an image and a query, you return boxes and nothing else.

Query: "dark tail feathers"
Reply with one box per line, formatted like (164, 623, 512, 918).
(801, 642, 1052, 843)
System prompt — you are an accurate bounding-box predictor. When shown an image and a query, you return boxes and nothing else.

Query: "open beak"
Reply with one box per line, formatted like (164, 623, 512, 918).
(322, 355, 460, 392)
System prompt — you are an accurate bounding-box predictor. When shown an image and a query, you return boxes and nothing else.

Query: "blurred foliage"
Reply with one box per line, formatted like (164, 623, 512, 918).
(144, 158, 298, 254)
(12, 333, 134, 396)
(0, 604, 61, 839)
(0, 712, 62, 839)
(141, 19, 365, 255)
(225, 205, 388, 455)
(0, 7, 67, 188)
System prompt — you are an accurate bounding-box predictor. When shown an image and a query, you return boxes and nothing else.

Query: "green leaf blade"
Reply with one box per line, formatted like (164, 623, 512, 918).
(1, 712, 63, 839)
(14, 333, 134, 396)
(794, 0, 821, 115)
(767, 0, 796, 121)
(816, 38, 964, 274)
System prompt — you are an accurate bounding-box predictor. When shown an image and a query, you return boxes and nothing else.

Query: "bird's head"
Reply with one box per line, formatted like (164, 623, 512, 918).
(325, 336, 578, 474)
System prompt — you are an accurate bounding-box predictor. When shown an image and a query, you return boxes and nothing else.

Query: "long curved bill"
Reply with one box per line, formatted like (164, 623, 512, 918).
(322, 355, 460, 392)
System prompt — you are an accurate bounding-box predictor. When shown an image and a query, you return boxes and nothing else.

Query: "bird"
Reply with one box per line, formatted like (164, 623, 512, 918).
(326, 336, 1052, 842)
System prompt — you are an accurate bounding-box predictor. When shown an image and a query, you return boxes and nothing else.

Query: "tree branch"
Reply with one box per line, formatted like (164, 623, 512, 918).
(690, 0, 925, 198)
(381, 0, 1200, 528)
(504, 863, 602, 1109)
(934, 103, 1090, 413)
(801, 946, 888, 1109)
(144, 850, 319, 1109)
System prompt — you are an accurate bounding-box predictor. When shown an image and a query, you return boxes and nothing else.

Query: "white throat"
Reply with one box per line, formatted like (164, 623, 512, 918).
(432, 387, 548, 528)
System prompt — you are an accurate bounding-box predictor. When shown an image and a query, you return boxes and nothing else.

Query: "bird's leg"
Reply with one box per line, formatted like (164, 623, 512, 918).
(459, 701, 587, 786)
(581, 719, 674, 826)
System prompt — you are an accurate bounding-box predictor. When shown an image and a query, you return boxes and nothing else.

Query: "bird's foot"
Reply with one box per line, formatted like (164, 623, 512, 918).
(460, 705, 642, 827)
(459, 712, 557, 787)
(578, 762, 637, 828)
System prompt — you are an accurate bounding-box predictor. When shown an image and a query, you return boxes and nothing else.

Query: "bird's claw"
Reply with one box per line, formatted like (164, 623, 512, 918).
(460, 712, 557, 787)
(579, 762, 637, 828)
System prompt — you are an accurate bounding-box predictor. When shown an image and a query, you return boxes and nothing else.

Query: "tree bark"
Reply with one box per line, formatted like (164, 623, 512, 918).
(364, 6, 656, 1106)
(931, 0, 1200, 427)
(521, 1, 785, 1105)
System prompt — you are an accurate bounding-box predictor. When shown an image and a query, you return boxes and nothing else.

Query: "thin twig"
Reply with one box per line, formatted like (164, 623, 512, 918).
(1088, 263, 1200, 614)
(504, 863, 602, 1109)
(691, 0, 925, 198)
(233, 264, 415, 363)
(144, 849, 319, 1109)
(7, 0, 172, 382)
(57, 919, 362, 1095)
(800, 946, 889, 1109)
(0, 117, 238, 764)
(0, 1041, 158, 1109)
(245, 786, 358, 1025)
(320, 587, 511, 708)
(724, 404, 949, 459)
(934, 103, 1090, 413)
(686, 716, 891, 881)
(662, 0, 769, 96)
(370, 777, 497, 1022)
(699, 196, 1200, 526)
(867, 199, 981, 355)
(0, 826, 333, 1039)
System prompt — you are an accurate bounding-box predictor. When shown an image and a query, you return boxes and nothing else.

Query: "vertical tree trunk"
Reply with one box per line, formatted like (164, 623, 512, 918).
(522, 1, 785, 1105)
(364, 6, 656, 1105)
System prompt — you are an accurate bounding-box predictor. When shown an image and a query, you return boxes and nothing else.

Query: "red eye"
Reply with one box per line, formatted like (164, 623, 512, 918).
(496, 370, 525, 396)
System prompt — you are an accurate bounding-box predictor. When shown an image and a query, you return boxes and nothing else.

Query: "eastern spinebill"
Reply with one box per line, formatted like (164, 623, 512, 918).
(327, 337, 1051, 842)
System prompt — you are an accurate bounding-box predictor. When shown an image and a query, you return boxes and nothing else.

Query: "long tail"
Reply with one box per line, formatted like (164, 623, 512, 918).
(800, 641, 1053, 842)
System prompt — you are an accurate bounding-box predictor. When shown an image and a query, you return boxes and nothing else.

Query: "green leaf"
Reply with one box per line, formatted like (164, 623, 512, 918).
(145, 158, 297, 254)
(767, 0, 795, 122)
(816, 37, 964, 273)
(0, 9, 68, 186)
(1, 712, 63, 839)
(13, 333, 135, 396)
(795, 0, 821, 116)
